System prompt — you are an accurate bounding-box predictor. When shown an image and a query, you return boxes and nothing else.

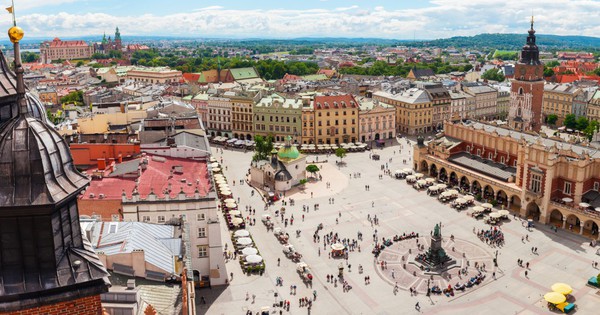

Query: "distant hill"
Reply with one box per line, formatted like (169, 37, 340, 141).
(405, 33, 600, 50)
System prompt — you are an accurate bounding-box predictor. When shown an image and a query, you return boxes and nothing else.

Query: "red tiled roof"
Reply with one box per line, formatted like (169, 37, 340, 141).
(554, 74, 579, 84)
(82, 155, 212, 200)
(314, 94, 358, 110)
(45, 38, 90, 48)
(183, 73, 201, 82)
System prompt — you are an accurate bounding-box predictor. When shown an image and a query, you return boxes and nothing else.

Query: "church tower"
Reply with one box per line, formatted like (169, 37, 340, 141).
(0, 18, 110, 315)
(508, 17, 545, 132)
(114, 26, 122, 50)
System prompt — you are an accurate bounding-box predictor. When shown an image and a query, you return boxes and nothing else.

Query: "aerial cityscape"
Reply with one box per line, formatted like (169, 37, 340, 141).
(2, 1, 600, 315)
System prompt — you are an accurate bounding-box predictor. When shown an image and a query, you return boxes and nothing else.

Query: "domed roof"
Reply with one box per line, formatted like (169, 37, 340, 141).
(0, 115, 88, 207)
(0, 44, 86, 207)
(277, 135, 300, 160)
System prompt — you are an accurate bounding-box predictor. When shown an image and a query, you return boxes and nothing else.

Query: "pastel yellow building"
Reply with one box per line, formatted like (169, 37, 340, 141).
(312, 94, 359, 144)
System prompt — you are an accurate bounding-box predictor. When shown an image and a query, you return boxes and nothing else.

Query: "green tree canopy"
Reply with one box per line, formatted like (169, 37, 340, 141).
(545, 60, 560, 67)
(481, 68, 505, 82)
(306, 164, 320, 177)
(60, 90, 84, 106)
(584, 120, 600, 141)
(335, 147, 347, 162)
(576, 116, 589, 131)
(546, 114, 558, 125)
(563, 114, 577, 129)
(252, 135, 274, 161)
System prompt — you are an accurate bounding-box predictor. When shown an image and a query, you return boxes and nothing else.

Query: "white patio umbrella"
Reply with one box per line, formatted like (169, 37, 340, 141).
(579, 202, 590, 208)
(428, 186, 439, 191)
(220, 189, 232, 195)
(562, 197, 573, 203)
(437, 184, 448, 190)
(210, 162, 220, 168)
(209, 157, 218, 162)
(331, 243, 345, 251)
(218, 183, 230, 189)
(406, 175, 416, 181)
(225, 202, 237, 208)
(472, 206, 485, 212)
(246, 254, 263, 264)
(498, 210, 510, 216)
(242, 247, 258, 256)
(403, 168, 414, 174)
(416, 180, 427, 185)
(489, 212, 502, 219)
(447, 189, 459, 195)
(425, 178, 436, 184)
(229, 210, 241, 216)
(231, 218, 244, 225)
(215, 179, 227, 184)
(414, 173, 424, 179)
(212, 167, 221, 172)
(234, 229, 250, 238)
(481, 203, 493, 209)
(224, 198, 235, 203)
(455, 198, 467, 204)
(463, 195, 474, 201)
(236, 237, 253, 246)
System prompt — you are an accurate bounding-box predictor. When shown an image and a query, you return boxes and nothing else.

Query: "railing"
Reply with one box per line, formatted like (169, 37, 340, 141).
(549, 201, 600, 221)
(424, 155, 521, 195)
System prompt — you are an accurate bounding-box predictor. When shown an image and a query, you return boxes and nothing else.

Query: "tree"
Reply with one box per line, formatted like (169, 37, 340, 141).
(252, 135, 274, 161)
(76, 60, 84, 67)
(546, 60, 560, 67)
(584, 120, 599, 141)
(60, 90, 84, 106)
(22, 51, 39, 63)
(305, 164, 320, 178)
(481, 68, 505, 82)
(543, 68, 554, 77)
(546, 114, 558, 125)
(576, 116, 589, 131)
(563, 114, 577, 129)
(335, 147, 347, 162)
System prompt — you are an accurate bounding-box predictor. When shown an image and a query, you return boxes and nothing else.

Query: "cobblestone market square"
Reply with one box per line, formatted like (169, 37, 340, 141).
(196, 139, 600, 315)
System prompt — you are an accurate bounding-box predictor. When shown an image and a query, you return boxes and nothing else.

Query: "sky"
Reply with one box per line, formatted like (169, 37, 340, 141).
(2, 0, 600, 39)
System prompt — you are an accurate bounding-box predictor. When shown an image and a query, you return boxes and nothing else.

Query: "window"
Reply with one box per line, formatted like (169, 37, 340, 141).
(142, 216, 150, 222)
(500, 156, 505, 164)
(488, 153, 493, 160)
(157, 215, 165, 223)
(564, 182, 572, 195)
(197, 213, 205, 221)
(595, 182, 600, 191)
(514, 160, 518, 167)
(530, 173, 542, 193)
(476, 149, 481, 156)
(198, 227, 206, 238)
(197, 245, 208, 258)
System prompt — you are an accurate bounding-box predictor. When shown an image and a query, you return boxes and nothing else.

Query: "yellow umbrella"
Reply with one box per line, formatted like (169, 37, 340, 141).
(544, 292, 566, 304)
(551, 283, 573, 295)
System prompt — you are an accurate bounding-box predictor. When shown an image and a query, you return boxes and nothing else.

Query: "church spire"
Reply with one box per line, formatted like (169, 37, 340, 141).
(7, 11, 27, 115)
(519, 15, 540, 65)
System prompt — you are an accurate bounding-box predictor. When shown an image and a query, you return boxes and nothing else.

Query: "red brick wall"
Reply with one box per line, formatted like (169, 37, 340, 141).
(582, 178, 599, 194)
(0, 294, 104, 315)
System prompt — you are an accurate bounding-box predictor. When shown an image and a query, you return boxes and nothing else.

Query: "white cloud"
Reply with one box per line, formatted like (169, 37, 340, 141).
(7, 1, 600, 39)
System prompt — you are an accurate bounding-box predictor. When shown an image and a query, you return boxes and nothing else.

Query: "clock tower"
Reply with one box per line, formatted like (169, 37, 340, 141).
(508, 17, 544, 132)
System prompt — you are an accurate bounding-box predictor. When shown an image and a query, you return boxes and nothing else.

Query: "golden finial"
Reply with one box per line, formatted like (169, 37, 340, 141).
(6, 0, 23, 43)
(8, 26, 24, 43)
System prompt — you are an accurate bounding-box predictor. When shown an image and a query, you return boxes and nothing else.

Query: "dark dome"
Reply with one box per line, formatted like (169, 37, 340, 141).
(274, 169, 292, 182)
(0, 115, 88, 207)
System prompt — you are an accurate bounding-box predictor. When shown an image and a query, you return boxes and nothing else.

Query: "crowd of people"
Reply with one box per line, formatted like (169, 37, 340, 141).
(476, 227, 505, 247)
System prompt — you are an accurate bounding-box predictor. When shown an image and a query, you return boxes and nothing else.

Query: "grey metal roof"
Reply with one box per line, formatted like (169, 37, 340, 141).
(87, 222, 180, 274)
(107, 159, 141, 177)
(448, 151, 516, 182)
(469, 122, 600, 159)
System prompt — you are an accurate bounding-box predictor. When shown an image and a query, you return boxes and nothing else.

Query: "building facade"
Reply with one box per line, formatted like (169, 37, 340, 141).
(313, 94, 359, 144)
(462, 83, 498, 120)
(357, 98, 396, 143)
(231, 94, 255, 141)
(126, 67, 182, 84)
(40, 37, 95, 63)
(542, 83, 576, 125)
(425, 84, 451, 130)
(253, 93, 303, 143)
(373, 89, 433, 135)
(414, 121, 600, 241)
(508, 19, 545, 131)
(207, 96, 233, 138)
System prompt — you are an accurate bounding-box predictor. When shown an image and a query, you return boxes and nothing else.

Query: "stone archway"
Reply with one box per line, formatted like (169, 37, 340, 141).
(549, 209, 563, 227)
(483, 185, 494, 201)
(429, 164, 438, 177)
(526, 202, 541, 221)
(471, 181, 481, 195)
(496, 190, 508, 208)
(460, 176, 470, 192)
(566, 214, 581, 234)
(583, 220, 599, 238)
(233, 133, 239, 139)
(510, 195, 521, 212)
(449, 172, 458, 186)
(421, 160, 429, 173)
(211, 131, 215, 137)
(375, 133, 380, 140)
(247, 134, 253, 140)
(439, 168, 448, 182)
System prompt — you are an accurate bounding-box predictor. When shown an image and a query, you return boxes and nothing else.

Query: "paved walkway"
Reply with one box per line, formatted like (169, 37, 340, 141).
(197, 140, 600, 315)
